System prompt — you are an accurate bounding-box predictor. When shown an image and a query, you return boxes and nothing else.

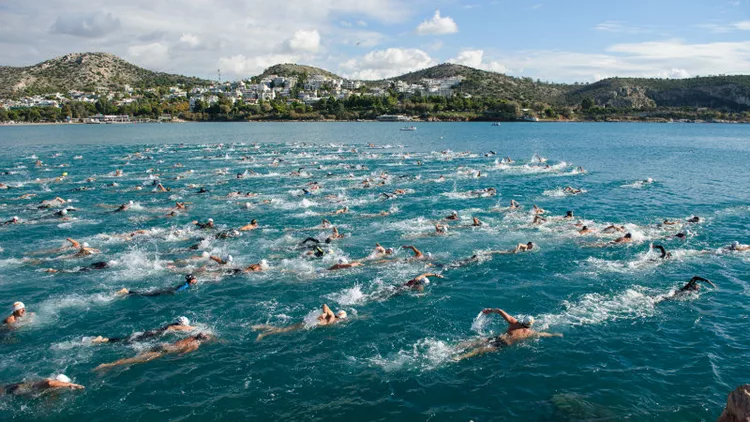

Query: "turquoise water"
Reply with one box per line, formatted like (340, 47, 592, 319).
(0, 122, 748, 421)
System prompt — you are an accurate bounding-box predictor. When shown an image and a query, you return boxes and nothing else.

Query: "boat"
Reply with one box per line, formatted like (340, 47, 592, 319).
(491, 122, 501, 126)
(400, 126, 417, 131)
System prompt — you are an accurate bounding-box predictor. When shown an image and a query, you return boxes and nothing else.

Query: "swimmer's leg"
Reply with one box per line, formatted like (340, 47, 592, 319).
(255, 322, 305, 341)
(453, 345, 497, 362)
(94, 351, 163, 371)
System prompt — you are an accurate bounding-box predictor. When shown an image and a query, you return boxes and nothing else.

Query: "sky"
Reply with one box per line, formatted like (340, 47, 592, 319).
(1, 0, 750, 82)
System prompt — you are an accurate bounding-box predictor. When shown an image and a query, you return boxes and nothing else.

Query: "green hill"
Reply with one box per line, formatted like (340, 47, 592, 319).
(0, 52, 210, 97)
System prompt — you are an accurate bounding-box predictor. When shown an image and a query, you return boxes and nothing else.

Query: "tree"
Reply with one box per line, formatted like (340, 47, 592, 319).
(581, 98, 594, 111)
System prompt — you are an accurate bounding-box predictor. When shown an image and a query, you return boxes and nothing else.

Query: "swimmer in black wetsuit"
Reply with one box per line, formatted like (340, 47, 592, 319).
(91, 317, 195, 344)
(115, 274, 197, 297)
(1, 375, 83, 395)
(676, 276, 715, 294)
(651, 244, 672, 259)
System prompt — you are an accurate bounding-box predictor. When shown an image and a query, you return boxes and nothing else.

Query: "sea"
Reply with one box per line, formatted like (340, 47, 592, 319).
(0, 122, 748, 421)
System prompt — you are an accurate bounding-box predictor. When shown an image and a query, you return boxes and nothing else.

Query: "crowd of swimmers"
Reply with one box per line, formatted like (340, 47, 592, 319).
(1, 146, 746, 398)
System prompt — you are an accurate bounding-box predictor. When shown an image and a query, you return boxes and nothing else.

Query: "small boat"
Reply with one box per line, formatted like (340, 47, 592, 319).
(491, 122, 501, 126)
(400, 126, 417, 131)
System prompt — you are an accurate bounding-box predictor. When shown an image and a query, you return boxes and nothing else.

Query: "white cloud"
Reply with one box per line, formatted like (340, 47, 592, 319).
(217, 53, 297, 78)
(126, 42, 169, 68)
(341, 48, 435, 79)
(50, 11, 121, 38)
(594, 21, 653, 34)
(699, 20, 750, 33)
(179, 33, 200, 48)
(448, 49, 507, 73)
(284, 29, 321, 53)
(657, 68, 691, 79)
(416, 10, 458, 35)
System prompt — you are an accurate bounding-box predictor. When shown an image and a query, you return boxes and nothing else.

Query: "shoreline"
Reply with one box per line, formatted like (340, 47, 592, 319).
(2, 119, 748, 127)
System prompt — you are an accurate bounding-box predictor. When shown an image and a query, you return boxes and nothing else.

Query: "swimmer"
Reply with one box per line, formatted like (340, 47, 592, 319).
(2, 216, 19, 225)
(563, 186, 582, 194)
(371, 243, 394, 258)
(91, 317, 195, 344)
(725, 241, 750, 252)
(613, 233, 633, 244)
(662, 219, 679, 226)
(578, 225, 594, 235)
(3, 302, 30, 326)
(193, 218, 215, 229)
(603, 225, 626, 233)
(328, 227, 344, 240)
(651, 244, 672, 259)
(434, 223, 449, 234)
(244, 259, 270, 272)
(94, 333, 213, 371)
(114, 201, 134, 212)
(532, 215, 547, 225)
(453, 308, 562, 361)
(403, 273, 443, 292)
(686, 216, 701, 223)
(673, 276, 716, 296)
(401, 245, 429, 260)
(209, 255, 233, 266)
(564, 210, 574, 219)
(471, 217, 483, 227)
(334, 206, 349, 215)
(1, 375, 83, 395)
(533, 204, 545, 215)
(488, 242, 536, 254)
(328, 257, 363, 271)
(239, 219, 259, 231)
(509, 200, 520, 209)
(445, 211, 459, 221)
(116, 274, 198, 297)
(252, 304, 347, 341)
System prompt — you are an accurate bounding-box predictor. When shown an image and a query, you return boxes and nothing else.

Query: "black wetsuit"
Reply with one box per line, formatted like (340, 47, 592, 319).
(107, 323, 182, 344)
(128, 282, 191, 297)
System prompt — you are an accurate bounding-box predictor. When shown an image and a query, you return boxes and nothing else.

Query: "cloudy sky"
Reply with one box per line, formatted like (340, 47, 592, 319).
(1, 0, 750, 82)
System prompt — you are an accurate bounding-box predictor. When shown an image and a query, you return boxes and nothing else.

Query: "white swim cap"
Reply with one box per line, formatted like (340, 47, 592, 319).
(646, 178, 653, 183)
(12, 216, 18, 220)
(520, 316, 535, 327)
(731, 241, 740, 248)
(260, 259, 269, 269)
(208, 218, 214, 223)
(177, 316, 190, 326)
(422, 277, 430, 285)
(385, 248, 394, 254)
(338, 257, 348, 265)
(426, 252, 433, 258)
(224, 255, 233, 263)
(55, 374, 72, 383)
(82, 242, 90, 248)
(60, 209, 68, 216)
(128, 200, 134, 205)
(12, 301, 25, 311)
(201, 251, 210, 258)
(336, 310, 347, 319)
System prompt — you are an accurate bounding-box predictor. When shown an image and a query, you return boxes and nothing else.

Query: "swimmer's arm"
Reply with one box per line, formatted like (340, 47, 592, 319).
(66, 238, 80, 248)
(535, 332, 563, 338)
(46, 380, 84, 390)
(482, 308, 516, 324)
(690, 276, 716, 288)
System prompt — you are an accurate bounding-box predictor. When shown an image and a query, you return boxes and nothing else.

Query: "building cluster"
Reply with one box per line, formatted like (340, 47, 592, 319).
(1, 73, 468, 113)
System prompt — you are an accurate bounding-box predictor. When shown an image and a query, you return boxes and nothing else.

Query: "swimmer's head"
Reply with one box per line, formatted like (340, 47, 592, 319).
(251, 219, 257, 224)
(731, 241, 740, 249)
(527, 242, 535, 249)
(177, 316, 190, 326)
(624, 233, 632, 239)
(646, 178, 653, 183)
(195, 333, 211, 341)
(581, 226, 588, 230)
(207, 218, 214, 223)
(314, 246, 325, 257)
(201, 251, 210, 259)
(337, 257, 348, 265)
(422, 277, 430, 285)
(336, 310, 347, 319)
(82, 242, 90, 248)
(426, 252, 433, 259)
(259, 259, 269, 269)
(60, 209, 68, 216)
(12, 301, 25, 314)
(54, 374, 72, 383)
(223, 255, 233, 263)
(385, 248, 394, 255)
(11, 216, 18, 221)
(566, 210, 573, 217)
(185, 274, 197, 283)
(128, 200, 134, 205)
(520, 316, 535, 328)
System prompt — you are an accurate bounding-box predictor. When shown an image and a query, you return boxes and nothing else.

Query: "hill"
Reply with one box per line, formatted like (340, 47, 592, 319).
(258, 63, 341, 80)
(565, 75, 750, 111)
(0, 52, 210, 97)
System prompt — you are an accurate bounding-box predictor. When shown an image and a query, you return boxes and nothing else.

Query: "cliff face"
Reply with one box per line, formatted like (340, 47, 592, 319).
(718, 385, 750, 422)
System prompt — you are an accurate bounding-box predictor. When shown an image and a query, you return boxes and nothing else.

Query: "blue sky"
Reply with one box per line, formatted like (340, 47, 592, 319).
(1, 0, 749, 82)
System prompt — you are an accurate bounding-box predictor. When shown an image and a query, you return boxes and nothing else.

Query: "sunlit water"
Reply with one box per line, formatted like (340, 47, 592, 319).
(0, 122, 748, 421)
